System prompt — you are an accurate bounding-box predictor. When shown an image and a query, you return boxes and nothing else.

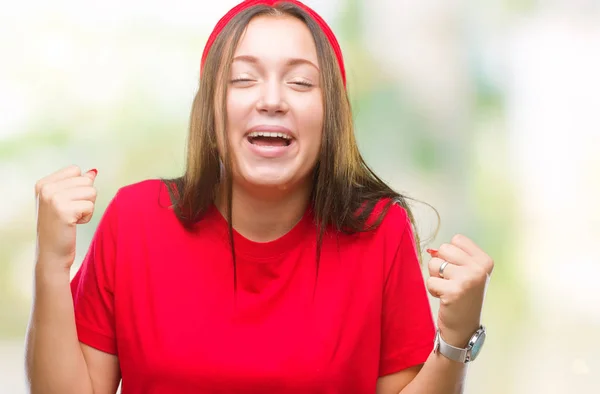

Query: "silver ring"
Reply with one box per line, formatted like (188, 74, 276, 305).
(439, 261, 449, 278)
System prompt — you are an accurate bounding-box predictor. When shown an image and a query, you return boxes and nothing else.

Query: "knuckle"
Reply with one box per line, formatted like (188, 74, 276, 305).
(451, 233, 464, 244)
(426, 277, 435, 288)
(427, 258, 437, 272)
(427, 276, 435, 288)
(67, 164, 82, 175)
(39, 184, 53, 202)
(473, 265, 488, 280)
(438, 243, 452, 255)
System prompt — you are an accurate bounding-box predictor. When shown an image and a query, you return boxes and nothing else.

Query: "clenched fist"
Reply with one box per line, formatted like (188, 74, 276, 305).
(35, 165, 98, 271)
(426, 234, 494, 347)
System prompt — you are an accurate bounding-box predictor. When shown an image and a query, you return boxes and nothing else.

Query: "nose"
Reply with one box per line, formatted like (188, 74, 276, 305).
(256, 79, 289, 116)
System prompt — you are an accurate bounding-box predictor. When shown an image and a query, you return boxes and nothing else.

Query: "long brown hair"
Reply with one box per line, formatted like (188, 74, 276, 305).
(165, 2, 428, 288)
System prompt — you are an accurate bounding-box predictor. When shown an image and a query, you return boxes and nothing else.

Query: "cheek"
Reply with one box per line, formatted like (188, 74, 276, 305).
(226, 90, 254, 124)
(223, 95, 246, 154)
(300, 96, 324, 147)
(224, 97, 235, 137)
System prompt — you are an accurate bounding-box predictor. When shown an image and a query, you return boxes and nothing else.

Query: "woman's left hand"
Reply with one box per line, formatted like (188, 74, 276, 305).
(426, 234, 494, 347)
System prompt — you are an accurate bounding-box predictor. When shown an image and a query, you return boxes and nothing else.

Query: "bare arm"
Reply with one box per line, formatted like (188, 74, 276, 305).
(376, 365, 423, 394)
(25, 166, 121, 394)
(378, 233, 494, 394)
(376, 354, 467, 394)
(81, 344, 121, 394)
(25, 262, 121, 394)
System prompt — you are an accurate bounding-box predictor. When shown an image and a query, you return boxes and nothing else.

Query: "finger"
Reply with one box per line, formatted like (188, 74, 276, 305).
(426, 276, 454, 300)
(41, 187, 97, 212)
(84, 168, 98, 181)
(433, 242, 472, 267)
(72, 201, 95, 225)
(38, 177, 95, 202)
(55, 175, 95, 190)
(428, 257, 459, 279)
(450, 234, 494, 273)
(450, 234, 485, 258)
(35, 165, 82, 196)
(60, 186, 97, 203)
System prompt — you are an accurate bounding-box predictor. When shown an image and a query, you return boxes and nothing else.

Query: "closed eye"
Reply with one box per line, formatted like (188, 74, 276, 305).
(291, 81, 314, 87)
(230, 78, 314, 88)
(231, 78, 254, 83)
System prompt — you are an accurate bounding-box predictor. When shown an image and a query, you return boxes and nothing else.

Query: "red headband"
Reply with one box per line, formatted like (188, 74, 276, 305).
(200, 0, 346, 87)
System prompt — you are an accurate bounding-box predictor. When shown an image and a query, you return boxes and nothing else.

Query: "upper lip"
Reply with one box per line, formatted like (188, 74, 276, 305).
(246, 125, 295, 139)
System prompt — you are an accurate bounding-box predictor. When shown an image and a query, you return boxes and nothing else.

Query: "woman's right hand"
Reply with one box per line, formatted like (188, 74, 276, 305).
(34, 165, 98, 272)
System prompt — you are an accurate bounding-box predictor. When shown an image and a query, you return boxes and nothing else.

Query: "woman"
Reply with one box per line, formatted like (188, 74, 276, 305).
(25, 1, 493, 393)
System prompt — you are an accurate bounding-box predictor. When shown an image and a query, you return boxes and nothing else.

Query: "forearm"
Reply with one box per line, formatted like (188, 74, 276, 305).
(399, 351, 467, 394)
(25, 262, 93, 394)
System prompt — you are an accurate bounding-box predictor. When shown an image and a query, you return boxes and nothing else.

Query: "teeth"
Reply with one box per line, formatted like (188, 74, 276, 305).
(247, 131, 292, 139)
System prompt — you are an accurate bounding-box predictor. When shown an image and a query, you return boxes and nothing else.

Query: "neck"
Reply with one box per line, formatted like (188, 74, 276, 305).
(215, 181, 312, 243)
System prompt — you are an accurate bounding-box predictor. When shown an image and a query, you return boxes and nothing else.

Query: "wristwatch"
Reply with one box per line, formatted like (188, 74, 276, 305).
(433, 325, 486, 363)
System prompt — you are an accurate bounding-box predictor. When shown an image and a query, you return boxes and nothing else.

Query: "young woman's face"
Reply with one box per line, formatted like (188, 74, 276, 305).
(222, 15, 323, 191)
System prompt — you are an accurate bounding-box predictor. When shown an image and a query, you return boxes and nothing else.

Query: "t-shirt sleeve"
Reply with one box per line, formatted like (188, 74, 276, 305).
(379, 209, 436, 377)
(70, 193, 120, 355)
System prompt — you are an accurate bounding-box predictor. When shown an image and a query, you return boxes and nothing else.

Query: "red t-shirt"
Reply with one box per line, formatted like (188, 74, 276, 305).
(71, 179, 435, 394)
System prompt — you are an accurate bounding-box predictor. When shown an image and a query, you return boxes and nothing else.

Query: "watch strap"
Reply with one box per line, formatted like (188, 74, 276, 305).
(436, 332, 469, 363)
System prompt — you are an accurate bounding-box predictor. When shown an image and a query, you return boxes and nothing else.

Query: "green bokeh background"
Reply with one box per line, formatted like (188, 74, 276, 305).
(1, 1, 598, 393)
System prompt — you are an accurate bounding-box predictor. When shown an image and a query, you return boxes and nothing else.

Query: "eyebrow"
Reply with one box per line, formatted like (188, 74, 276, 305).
(232, 55, 319, 71)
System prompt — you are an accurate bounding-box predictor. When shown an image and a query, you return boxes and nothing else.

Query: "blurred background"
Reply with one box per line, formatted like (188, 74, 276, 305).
(1, 0, 599, 392)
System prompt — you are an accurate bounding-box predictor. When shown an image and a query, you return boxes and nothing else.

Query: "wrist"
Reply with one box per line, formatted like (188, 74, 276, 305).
(35, 255, 73, 282)
(439, 323, 481, 348)
(434, 325, 487, 364)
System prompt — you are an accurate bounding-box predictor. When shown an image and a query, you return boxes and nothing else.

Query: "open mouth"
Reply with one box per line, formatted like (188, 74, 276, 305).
(247, 131, 293, 147)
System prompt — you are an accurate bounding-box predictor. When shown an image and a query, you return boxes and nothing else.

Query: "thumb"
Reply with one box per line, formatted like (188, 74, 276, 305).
(85, 168, 98, 181)
(427, 276, 451, 300)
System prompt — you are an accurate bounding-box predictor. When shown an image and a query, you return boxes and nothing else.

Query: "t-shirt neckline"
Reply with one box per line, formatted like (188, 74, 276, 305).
(207, 203, 315, 262)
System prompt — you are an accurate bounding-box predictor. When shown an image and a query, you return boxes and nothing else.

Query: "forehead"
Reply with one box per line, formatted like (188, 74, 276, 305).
(234, 15, 318, 63)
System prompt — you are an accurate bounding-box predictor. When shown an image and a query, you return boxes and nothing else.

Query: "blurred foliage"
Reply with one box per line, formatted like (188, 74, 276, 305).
(0, 0, 522, 338)
(5, 1, 589, 393)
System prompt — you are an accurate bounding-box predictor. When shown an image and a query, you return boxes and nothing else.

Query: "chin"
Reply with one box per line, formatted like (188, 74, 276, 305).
(241, 171, 292, 188)
(236, 165, 306, 191)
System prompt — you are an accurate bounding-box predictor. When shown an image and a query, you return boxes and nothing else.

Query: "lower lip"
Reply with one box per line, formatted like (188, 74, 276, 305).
(244, 138, 295, 158)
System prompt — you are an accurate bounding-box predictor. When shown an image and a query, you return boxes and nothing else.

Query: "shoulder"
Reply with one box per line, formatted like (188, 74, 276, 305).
(342, 197, 414, 253)
(368, 197, 413, 238)
(113, 178, 170, 206)
(110, 179, 173, 211)
(364, 198, 417, 261)
(369, 199, 422, 281)
(103, 179, 174, 225)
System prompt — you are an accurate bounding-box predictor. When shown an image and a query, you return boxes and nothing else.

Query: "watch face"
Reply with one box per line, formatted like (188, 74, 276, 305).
(470, 330, 486, 361)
